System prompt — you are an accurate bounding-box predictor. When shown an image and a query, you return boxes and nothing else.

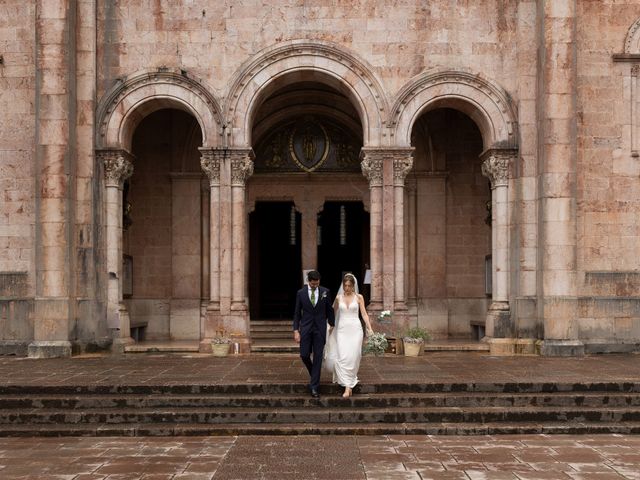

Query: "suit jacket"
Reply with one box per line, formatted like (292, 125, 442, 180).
(293, 285, 335, 339)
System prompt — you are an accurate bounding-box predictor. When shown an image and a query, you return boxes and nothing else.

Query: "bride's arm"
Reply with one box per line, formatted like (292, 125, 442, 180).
(358, 294, 373, 334)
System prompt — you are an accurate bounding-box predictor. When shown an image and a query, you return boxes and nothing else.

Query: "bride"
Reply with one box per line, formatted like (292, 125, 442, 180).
(324, 273, 374, 398)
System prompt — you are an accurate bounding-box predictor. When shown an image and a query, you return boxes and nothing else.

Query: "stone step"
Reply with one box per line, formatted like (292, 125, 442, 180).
(250, 320, 292, 327)
(3, 406, 640, 425)
(3, 382, 640, 395)
(250, 324, 292, 331)
(2, 421, 640, 437)
(250, 332, 294, 339)
(2, 392, 640, 409)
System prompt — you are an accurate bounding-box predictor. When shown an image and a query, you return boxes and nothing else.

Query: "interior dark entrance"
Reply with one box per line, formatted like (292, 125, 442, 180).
(317, 202, 370, 301)
(249, 202, 302, 319)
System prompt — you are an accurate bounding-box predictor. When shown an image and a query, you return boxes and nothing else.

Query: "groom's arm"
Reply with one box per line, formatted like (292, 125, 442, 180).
(325, 289, 335, 327)
(293, 290, 302, 332)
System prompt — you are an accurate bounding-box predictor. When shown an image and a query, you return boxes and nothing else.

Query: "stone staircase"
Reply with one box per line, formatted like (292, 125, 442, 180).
(250, 320, 297, 353)
(2, 381, 640, 436)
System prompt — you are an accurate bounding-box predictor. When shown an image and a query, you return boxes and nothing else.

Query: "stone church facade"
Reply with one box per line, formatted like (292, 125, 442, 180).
(1, 1, 640, 357)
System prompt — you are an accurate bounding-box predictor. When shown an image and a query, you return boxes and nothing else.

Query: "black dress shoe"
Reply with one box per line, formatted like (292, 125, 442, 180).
(310, 388, 320, 398)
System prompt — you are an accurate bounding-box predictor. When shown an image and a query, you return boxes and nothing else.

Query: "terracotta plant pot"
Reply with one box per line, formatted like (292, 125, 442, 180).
(403, 340, 423, 357)
(212, 343, 230, 357)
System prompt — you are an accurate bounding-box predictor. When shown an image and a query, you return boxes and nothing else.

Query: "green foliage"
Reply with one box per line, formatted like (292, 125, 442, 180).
(403, 326, 431, 342)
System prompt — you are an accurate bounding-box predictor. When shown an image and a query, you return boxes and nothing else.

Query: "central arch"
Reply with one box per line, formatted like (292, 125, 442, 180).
(225, 40, 388, 147)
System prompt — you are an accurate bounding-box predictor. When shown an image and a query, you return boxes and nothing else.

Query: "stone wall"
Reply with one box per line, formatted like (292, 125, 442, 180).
(575, 2, 640, 347)
(0, 1, 36, 284)
(96, 0, 519, 103)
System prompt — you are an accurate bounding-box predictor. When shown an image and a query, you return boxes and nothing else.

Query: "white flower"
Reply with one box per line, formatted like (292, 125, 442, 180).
(322, 292, 327, 299)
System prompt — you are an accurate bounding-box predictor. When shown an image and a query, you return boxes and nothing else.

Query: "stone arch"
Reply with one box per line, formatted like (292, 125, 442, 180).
(624, 17, 640, 53)
(389, 68, 518, 150)
(225, 40, 388, 147)
(96, 69, 223, 151)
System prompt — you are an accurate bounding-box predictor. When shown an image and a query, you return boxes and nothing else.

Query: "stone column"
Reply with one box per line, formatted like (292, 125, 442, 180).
(230, 151, 254, 310)
(229, 149, 254, 351)
(99, 149, 134, 350)
(200, 177, 210, 339)
(199, 148, 220, 351)
(360, 150, 383, 312)
(29, 0, 76, 358)
(481, 149, 516, 337)
(406, 180, 418, 307)
(393, 152, 414, 312)
(538, 0, 582, 356)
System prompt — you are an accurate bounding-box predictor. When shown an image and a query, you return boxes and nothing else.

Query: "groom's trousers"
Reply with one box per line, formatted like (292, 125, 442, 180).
(300, 328, 325, 390)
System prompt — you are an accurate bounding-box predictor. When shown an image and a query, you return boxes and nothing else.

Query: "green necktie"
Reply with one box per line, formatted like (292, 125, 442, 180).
(311, 288, 316, 306)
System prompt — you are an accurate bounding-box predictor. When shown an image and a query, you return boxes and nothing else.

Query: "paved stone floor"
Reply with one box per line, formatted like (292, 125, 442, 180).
(1, 351, 640, 387)
(1, 434, 640, 479)
(2, 352, 640, 478)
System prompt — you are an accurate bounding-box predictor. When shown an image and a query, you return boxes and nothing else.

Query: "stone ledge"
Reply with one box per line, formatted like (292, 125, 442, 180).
(27, 341, 72, 359)
(540, 340, 585, 357)
(0, 341, 28, 356)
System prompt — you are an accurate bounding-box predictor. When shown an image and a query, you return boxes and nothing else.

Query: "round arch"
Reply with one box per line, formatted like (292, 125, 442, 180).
(96, 69, 223, 151)
(624, 17, 640, 54)
(390, 68, 518, 150)
(225, 40, 388, 147)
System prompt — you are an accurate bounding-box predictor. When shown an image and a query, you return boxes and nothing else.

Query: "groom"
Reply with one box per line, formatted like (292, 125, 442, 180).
(293, 270, 335, 398)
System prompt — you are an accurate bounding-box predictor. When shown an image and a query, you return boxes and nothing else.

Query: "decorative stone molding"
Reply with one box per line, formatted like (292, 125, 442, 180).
(481, 149, 516, 188)
(393, 155, 414, 186)
(199, 148, 221, 186)
(98, 150, 134, 187)
(360, 152, 383, 187)
(96, 69, 223, 150)
(633, 64, 640, 77)
(624, 17, 640, 54)
(390, 68, 518, 149)
(230, 150, 255, 186)
(225, 40, 387, 147)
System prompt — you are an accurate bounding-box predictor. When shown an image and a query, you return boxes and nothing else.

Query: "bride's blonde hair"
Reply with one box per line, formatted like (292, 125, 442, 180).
(342, 273, 356, 286)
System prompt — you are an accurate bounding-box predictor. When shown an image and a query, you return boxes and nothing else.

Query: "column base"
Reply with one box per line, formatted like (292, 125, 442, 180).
(230, 301, 248, 311)
(28, 341, 72, 359)
(485, 302, 512, 338)
(540, 339, 585, 357)
(111, 336, 135, 354)
(199, 338, 213, 353)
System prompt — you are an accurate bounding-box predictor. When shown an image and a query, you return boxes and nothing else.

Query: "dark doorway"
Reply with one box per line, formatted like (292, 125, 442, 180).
(317, 202, 370, 301)
(249, 202, 302, 319)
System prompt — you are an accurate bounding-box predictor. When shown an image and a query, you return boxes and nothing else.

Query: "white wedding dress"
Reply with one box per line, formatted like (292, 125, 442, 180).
(324, 294, 363, 388)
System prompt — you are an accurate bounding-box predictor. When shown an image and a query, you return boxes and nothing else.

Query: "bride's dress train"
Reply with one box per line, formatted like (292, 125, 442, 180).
(324, 295, 363, 388)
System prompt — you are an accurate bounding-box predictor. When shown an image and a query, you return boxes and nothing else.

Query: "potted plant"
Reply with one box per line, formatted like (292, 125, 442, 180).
(402, 326, 431, 357)
(363, 332, 388, 356)
(212, 335, 231, 357)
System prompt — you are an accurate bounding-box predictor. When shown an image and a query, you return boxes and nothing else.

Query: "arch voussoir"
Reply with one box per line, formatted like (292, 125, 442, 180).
(390, 68, 518, 150)
(96, 70, 223, 151)
(225, 41, 388, 147)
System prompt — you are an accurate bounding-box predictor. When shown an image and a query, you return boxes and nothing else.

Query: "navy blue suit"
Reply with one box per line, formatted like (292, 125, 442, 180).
(293, 285, 335, 390)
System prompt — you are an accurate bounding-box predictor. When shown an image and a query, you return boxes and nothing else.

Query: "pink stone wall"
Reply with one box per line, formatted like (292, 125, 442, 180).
(0, 1, 36, 285)
(577, 1, 640, 274)
(96, 0, 519, 100)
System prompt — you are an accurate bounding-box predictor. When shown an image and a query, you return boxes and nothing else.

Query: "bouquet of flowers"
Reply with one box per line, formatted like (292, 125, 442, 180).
(363, 332, 388, 356)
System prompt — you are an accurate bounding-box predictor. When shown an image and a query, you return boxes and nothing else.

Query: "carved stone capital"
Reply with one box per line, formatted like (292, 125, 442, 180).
(481, 148, 516, 188)
(199, 148, 221, 186)
(360, 155, 383, 187)
(98, 149, 134, 187)
(393, 154, 414, 186)
(632, 64, 640, 77)
(230, 149, 255, 186)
